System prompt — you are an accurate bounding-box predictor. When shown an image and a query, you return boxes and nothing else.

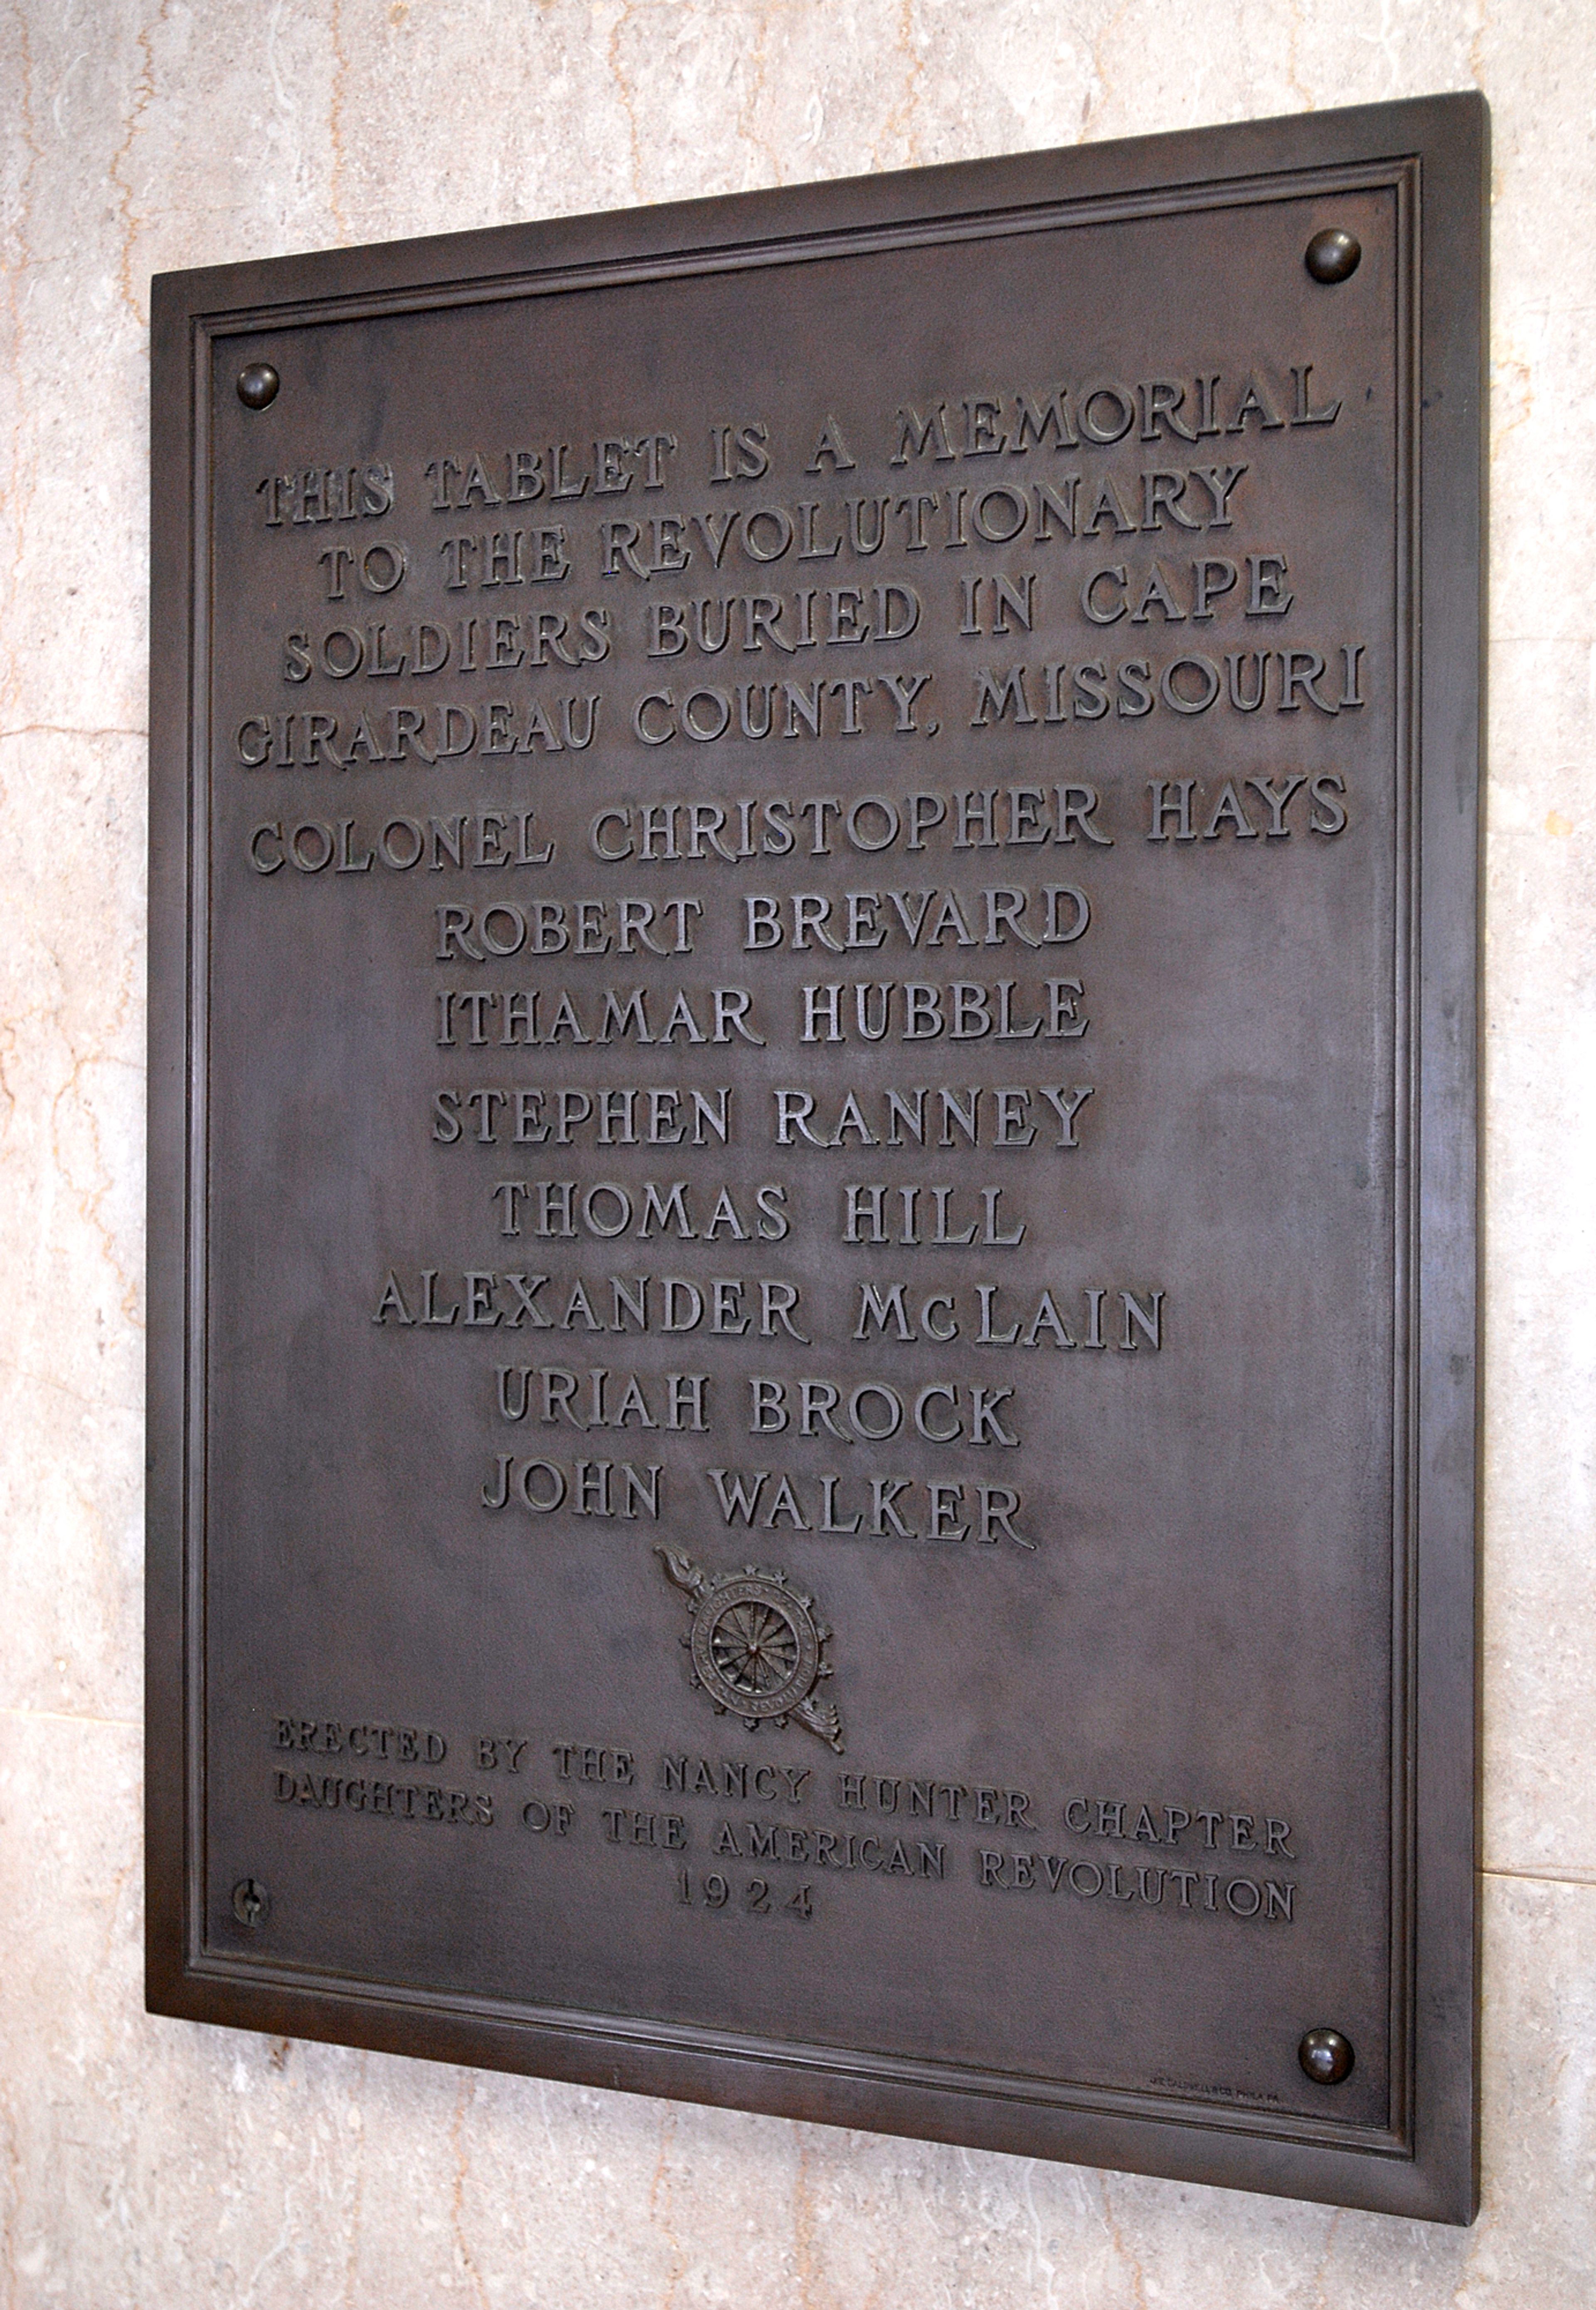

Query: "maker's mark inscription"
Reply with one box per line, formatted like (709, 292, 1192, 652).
(656, 1548, 845, 1753)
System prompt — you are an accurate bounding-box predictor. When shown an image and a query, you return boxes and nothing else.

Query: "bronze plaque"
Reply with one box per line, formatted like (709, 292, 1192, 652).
(147, 95, 1485, 2220)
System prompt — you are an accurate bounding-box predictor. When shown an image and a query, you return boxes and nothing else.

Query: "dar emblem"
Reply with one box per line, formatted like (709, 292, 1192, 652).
(654, 1548, 845, 1753)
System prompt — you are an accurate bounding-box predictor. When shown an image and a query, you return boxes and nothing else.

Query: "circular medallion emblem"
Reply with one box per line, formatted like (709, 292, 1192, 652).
(655, 1549, 845, 1751)
(690, 1572, 821, 1721)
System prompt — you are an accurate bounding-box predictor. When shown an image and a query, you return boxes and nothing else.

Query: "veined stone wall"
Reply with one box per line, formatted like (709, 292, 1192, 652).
(1, 3, 1591, 2300)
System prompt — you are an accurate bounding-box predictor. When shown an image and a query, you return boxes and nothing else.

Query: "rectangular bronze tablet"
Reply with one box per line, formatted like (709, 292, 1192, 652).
(147, 93, 1485, 2220)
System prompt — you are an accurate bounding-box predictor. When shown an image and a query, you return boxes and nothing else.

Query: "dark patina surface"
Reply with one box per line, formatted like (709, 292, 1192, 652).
(147, 94, 1485, 2221)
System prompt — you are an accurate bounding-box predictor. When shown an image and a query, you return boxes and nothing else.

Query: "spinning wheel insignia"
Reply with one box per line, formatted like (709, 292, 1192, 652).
(655, 1548, 845, 1753)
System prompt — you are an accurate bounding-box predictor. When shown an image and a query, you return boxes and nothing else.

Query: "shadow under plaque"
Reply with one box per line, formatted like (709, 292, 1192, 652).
(145, 91, 1485, 2223)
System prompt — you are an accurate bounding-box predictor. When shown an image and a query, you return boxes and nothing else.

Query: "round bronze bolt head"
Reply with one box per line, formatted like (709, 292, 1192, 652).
(231, 1876, 269, 1927)
(1298, 2027, 1355, 2084)
(1305, 228, 1361, 284)
(237, 361, 280, 410)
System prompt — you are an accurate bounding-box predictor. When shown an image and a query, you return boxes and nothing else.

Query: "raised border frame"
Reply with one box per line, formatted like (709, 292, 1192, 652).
(147, 92, 1486, 2222)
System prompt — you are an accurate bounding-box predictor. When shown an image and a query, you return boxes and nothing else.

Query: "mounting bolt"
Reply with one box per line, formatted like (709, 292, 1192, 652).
(232, 1877, 269, 1928)
(1304, 229, 1360, 284)
(237, 362, 280, 409)
(1298, 2027, 1355, 2084)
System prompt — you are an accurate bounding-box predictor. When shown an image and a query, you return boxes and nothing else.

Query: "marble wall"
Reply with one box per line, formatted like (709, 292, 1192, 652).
(2, 0, 1592, 2300)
